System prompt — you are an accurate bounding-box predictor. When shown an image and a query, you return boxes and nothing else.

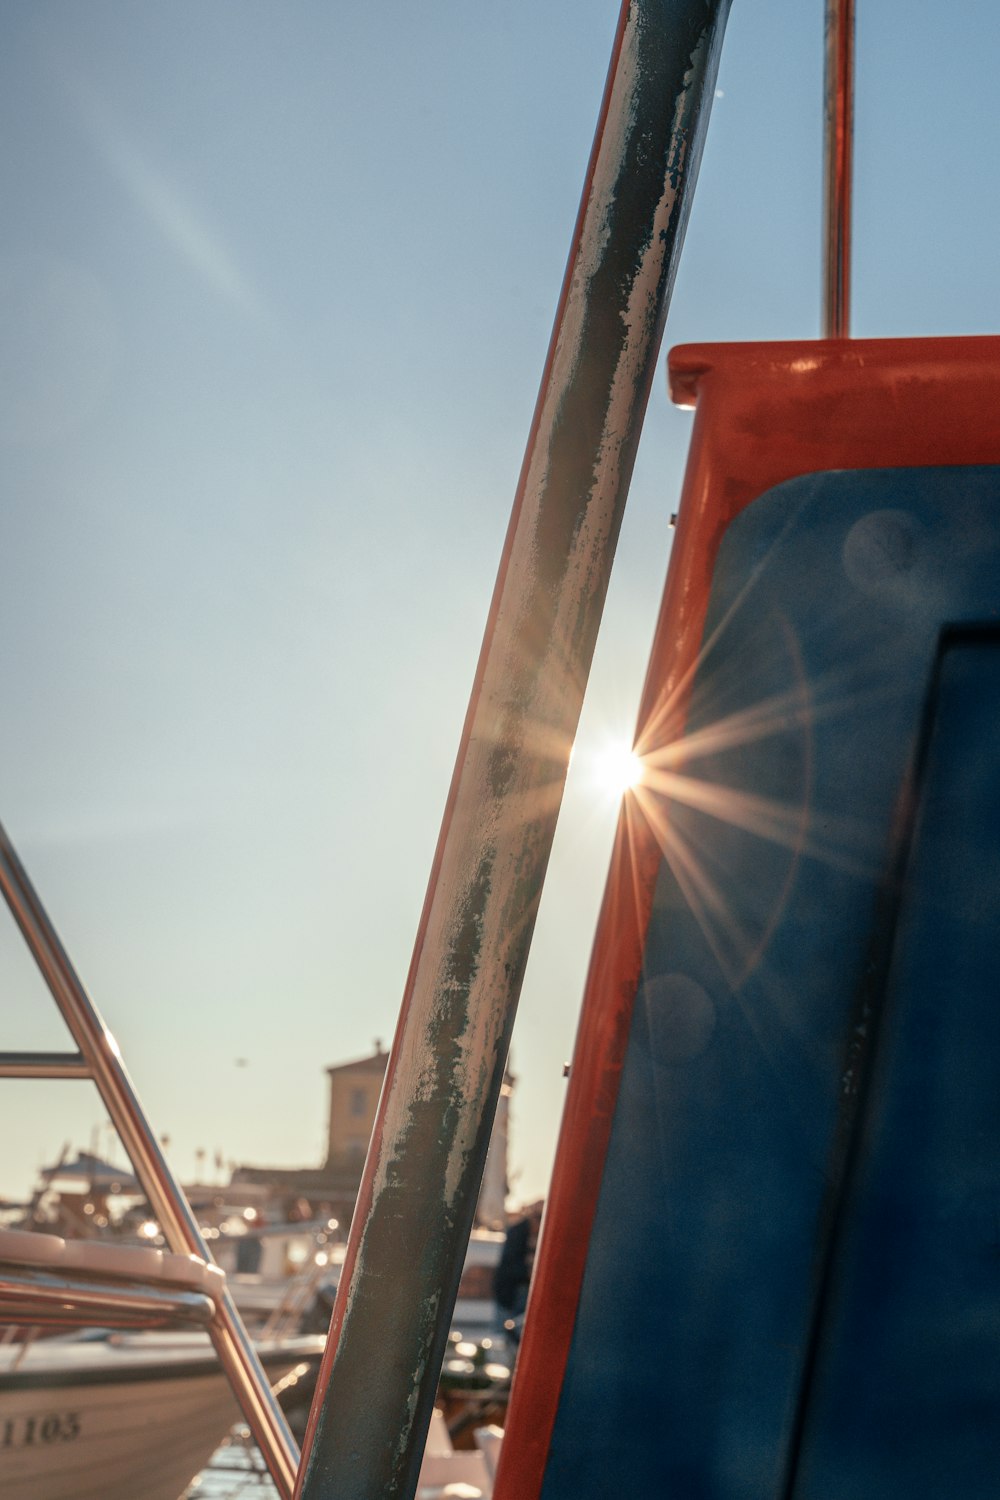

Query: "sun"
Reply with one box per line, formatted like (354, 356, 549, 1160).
(591, 740, 644, 798)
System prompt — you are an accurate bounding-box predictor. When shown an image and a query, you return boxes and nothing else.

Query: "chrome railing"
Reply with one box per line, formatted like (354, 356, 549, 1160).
(0, 819, 299, 1499)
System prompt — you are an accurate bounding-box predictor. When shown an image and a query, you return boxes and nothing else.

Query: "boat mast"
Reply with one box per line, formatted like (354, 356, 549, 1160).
(296, 2, 733, 1497)
(823, 0, 855, 337)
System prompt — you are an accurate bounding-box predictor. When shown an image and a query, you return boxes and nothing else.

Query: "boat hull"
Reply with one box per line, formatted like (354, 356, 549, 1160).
(0, 1336, 322, 1500)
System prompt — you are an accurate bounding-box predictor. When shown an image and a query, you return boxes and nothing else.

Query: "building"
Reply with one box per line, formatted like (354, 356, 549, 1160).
(324, 1043, 389, 1174)
(477, 1066, 512, 1231)
(233, 1044, 512, 1230)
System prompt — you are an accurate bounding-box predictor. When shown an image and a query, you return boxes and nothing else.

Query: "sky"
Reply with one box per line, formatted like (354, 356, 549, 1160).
(1, 0, 998, 1210)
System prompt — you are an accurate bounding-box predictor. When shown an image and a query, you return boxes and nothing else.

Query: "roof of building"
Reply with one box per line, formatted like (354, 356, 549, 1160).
(325, 1045, 389, 1078)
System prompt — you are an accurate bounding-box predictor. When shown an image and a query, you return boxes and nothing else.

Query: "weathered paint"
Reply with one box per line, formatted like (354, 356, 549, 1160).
(495, 336, 1000, 1499)
(296, 4, 732, 1497)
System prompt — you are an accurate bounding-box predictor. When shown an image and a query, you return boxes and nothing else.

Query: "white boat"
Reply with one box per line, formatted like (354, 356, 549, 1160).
(0, 1187, 306, 1499)
(0, 1330, 324, 1500)
(0, 1209, 503, 1500)
(223, 1223, 506, 1340)
(452, 1229, 506, 1336)
(208, 1216, 345, 1332)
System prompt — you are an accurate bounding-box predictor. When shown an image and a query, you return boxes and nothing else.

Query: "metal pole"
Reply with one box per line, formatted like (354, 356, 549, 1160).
(297, 3, 732, 1496)
(0, 822, 299, 1500)
(0, 1051, 90, 1078)
(823, 0, 855, 337)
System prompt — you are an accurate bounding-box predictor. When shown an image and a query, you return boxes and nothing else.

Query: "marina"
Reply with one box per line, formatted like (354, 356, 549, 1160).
(184, 1441, 281, 1500)
(3, 1, 1000, 1496)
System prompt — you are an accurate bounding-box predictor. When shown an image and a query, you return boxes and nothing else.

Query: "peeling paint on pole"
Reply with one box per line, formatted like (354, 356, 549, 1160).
(297, 3, 733, 1497)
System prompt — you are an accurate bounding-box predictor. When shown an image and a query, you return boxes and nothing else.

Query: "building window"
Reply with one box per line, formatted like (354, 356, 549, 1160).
(350, 1087, 367, 1117)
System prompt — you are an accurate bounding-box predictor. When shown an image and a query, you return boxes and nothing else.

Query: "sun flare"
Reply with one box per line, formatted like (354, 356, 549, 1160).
(592, 741, 644, 798)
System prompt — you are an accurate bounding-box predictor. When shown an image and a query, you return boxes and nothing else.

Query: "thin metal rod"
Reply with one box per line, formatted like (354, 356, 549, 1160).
(0, 1268, 216, 1329)
(823, 0, 855, 337)
(0, 821, 299, 1499)
(0, 1051, 90, 1079)
(296, 3, 732, 1496)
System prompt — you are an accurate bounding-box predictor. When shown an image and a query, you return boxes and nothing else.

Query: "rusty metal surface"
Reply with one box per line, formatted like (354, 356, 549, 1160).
(296, 3, 732, 1496)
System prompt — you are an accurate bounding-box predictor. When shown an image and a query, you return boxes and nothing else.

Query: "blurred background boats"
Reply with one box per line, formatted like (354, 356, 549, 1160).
(0, 1192, 513, 1499)
(0, 1118, 516, 1498)
(0, 1328, 324, 1500)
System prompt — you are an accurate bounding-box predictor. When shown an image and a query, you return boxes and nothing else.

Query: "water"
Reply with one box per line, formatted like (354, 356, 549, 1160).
(180, 1323, 512, 1499)
(180, 1427, 280, 1499)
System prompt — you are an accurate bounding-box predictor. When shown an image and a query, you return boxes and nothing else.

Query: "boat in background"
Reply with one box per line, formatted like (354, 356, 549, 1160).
(11, 3, 994, 1497)
(237, 1223, 505, 1341)
(177, 1212, 498, 1338)
(0, 1329, 324, 1500)
(0, 1202, 509, 1498)
(206, 1213, 344, 1334)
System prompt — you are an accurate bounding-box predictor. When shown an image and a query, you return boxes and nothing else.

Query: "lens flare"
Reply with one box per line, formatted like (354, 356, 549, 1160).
(592, 741, 644, 798)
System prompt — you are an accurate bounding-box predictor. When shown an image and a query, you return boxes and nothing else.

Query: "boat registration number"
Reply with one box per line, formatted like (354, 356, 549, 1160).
(2, 1412, 81, 1449)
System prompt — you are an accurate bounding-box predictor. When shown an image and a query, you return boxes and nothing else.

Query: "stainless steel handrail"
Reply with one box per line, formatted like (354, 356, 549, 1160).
(0, 1051, 90, 1079)
(0, 1267, 217, 1329)
(0, 820, 299, 1499)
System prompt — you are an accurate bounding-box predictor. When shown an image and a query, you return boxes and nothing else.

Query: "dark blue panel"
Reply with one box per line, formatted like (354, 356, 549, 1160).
(791, 635, 1000, 1498)
(541, 467, 1000, 1499)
